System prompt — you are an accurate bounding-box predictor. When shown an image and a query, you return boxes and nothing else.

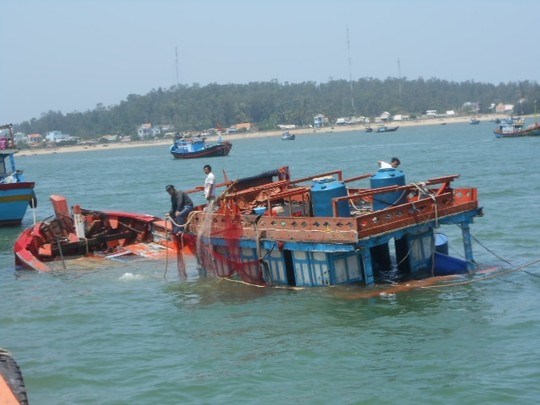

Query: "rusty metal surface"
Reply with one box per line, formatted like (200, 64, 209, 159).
(185, 187, 479, 244)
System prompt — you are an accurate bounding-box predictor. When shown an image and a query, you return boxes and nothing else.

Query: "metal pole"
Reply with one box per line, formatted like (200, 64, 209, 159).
(460, 222, 477, 270)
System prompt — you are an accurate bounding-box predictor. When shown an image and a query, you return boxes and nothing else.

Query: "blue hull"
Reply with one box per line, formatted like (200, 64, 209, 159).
(1, 124, 36, 226)
(0, 183, 35, 226)
(170, 141, 232, 159)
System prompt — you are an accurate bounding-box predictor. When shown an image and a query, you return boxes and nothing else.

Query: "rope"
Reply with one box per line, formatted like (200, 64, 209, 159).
(167, 210, 198, 233)
(411, 182, 439, 228)
(163, 217, 171, 279)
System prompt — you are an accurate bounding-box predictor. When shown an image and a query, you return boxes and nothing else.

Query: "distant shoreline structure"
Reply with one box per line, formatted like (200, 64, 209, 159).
(17, 113, 529, 157)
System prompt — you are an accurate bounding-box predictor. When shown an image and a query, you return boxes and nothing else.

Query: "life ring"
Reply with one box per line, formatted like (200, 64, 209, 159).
(28, 190, 38, 208)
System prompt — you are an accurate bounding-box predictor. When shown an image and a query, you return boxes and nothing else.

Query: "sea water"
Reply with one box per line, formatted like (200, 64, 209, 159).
(1, 123, 540, 404)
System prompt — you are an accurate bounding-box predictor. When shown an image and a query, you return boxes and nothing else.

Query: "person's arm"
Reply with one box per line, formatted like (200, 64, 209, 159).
(169, 194, 177, 216)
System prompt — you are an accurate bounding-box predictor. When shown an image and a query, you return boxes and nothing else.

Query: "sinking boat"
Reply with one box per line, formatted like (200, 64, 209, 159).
(0, 124, 36, 226)
(14, 195, 176, 272)
(175, 165, 483, 287)
(169, 134, 232, 159)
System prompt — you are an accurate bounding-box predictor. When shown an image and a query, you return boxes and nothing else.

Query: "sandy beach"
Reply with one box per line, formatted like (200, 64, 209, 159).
(17, 114, 506, 157)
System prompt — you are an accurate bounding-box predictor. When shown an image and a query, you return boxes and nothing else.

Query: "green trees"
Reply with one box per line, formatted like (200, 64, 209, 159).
(15, 78, 540, 139)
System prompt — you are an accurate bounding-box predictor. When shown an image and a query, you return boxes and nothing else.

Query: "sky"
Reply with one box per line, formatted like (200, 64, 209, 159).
(2, 0, 540, 124)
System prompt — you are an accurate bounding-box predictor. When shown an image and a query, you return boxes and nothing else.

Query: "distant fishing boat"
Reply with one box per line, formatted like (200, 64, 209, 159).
(281, 130, 295, 140)
(376, 125, 399, 133)
(470, 118, 480, 125)
(493, 116, 540, 138)
(0, 123, 36, 226)
(169, 133, 232, 159)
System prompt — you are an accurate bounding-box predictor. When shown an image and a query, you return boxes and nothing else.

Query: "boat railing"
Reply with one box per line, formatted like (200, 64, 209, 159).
(222, 179, 290, 200)
(332, 175, 461, 217)
(258, 186, 311, 216)
(288, 170, 344, 185)
(186, 188, 479, 244)
(342, 173, 372, 184)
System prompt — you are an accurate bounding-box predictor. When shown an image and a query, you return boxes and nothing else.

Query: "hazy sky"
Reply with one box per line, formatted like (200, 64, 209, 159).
(2, 0, 539, 123)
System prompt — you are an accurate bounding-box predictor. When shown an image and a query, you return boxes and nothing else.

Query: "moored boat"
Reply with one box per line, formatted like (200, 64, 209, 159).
(0, 124, 36, 226)
(281, 130, 295, 140)
(470, 118, 480, 125)
(376, 125, 399, 133)
(169, 133, 232, 159)
(14, 195, 177, 272)
(494, 117, 540, 138)
(174, 165, 483, 288)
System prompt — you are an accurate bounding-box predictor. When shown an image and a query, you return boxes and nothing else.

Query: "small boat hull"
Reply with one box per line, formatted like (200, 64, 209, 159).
(170, 141, 232, 159)
(281, 131, 295, 140)
(376, 126, 399, 133)
(1, 124, 36, 226)
(13, 195, 177, 272)
(0, 182, 35, 226)
(494, 123, 540, 138)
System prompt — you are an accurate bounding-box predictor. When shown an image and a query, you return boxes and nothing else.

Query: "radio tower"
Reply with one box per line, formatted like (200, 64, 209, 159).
(347, 26, 355, 114)
(397, 58, 402, 98)
(175, 46, 180, 87)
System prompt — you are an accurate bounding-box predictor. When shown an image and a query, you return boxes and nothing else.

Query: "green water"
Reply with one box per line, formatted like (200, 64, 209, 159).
(1, 124, 540, 404)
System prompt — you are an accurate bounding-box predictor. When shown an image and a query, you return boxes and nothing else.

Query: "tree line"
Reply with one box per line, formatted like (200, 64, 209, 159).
(15, 78, 540, 139)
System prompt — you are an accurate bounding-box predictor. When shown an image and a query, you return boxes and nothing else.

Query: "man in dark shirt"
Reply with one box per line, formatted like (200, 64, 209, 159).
(165, 184, 194, 233)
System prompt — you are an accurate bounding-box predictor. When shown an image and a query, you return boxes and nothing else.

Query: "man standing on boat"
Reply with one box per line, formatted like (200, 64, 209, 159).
(165, 185, 194, 234)
(203, 164, 216, 203)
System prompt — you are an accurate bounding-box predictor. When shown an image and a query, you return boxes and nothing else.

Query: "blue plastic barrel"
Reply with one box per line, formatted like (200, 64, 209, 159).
(370, 168, 406, 211)
(311, 177, 350, 217)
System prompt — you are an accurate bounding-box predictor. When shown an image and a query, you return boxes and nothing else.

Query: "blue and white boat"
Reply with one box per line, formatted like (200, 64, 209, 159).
(376, 125, 399, 133)
(0, 124, 36, 226)
(176, 165, 483, 290)
(281, 130, 296, 140)
(494, 116, 540, 138)
(169, 133, 232, 159)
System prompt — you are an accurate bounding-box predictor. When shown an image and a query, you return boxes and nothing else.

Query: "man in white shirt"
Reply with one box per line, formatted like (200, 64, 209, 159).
(377, 157, 401, 169)
(203, 164, 216, 202)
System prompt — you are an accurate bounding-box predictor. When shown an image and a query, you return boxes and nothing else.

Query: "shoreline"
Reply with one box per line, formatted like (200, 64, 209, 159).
(17, 114, 510, 157)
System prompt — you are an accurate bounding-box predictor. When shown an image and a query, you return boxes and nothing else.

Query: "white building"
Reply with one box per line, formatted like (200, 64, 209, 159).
(137, 123, 161, 139)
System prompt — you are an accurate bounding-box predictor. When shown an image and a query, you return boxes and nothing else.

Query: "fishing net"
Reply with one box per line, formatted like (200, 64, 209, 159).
(176, 167, 291, 285)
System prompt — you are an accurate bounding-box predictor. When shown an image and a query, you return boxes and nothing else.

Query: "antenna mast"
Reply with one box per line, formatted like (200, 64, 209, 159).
(175, 46, 179, 87)
(397, 58, 402, 98)
(346, 26, 355, 114)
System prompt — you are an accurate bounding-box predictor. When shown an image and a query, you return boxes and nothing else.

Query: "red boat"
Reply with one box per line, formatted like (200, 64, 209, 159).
(14, 195, 177, 272)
